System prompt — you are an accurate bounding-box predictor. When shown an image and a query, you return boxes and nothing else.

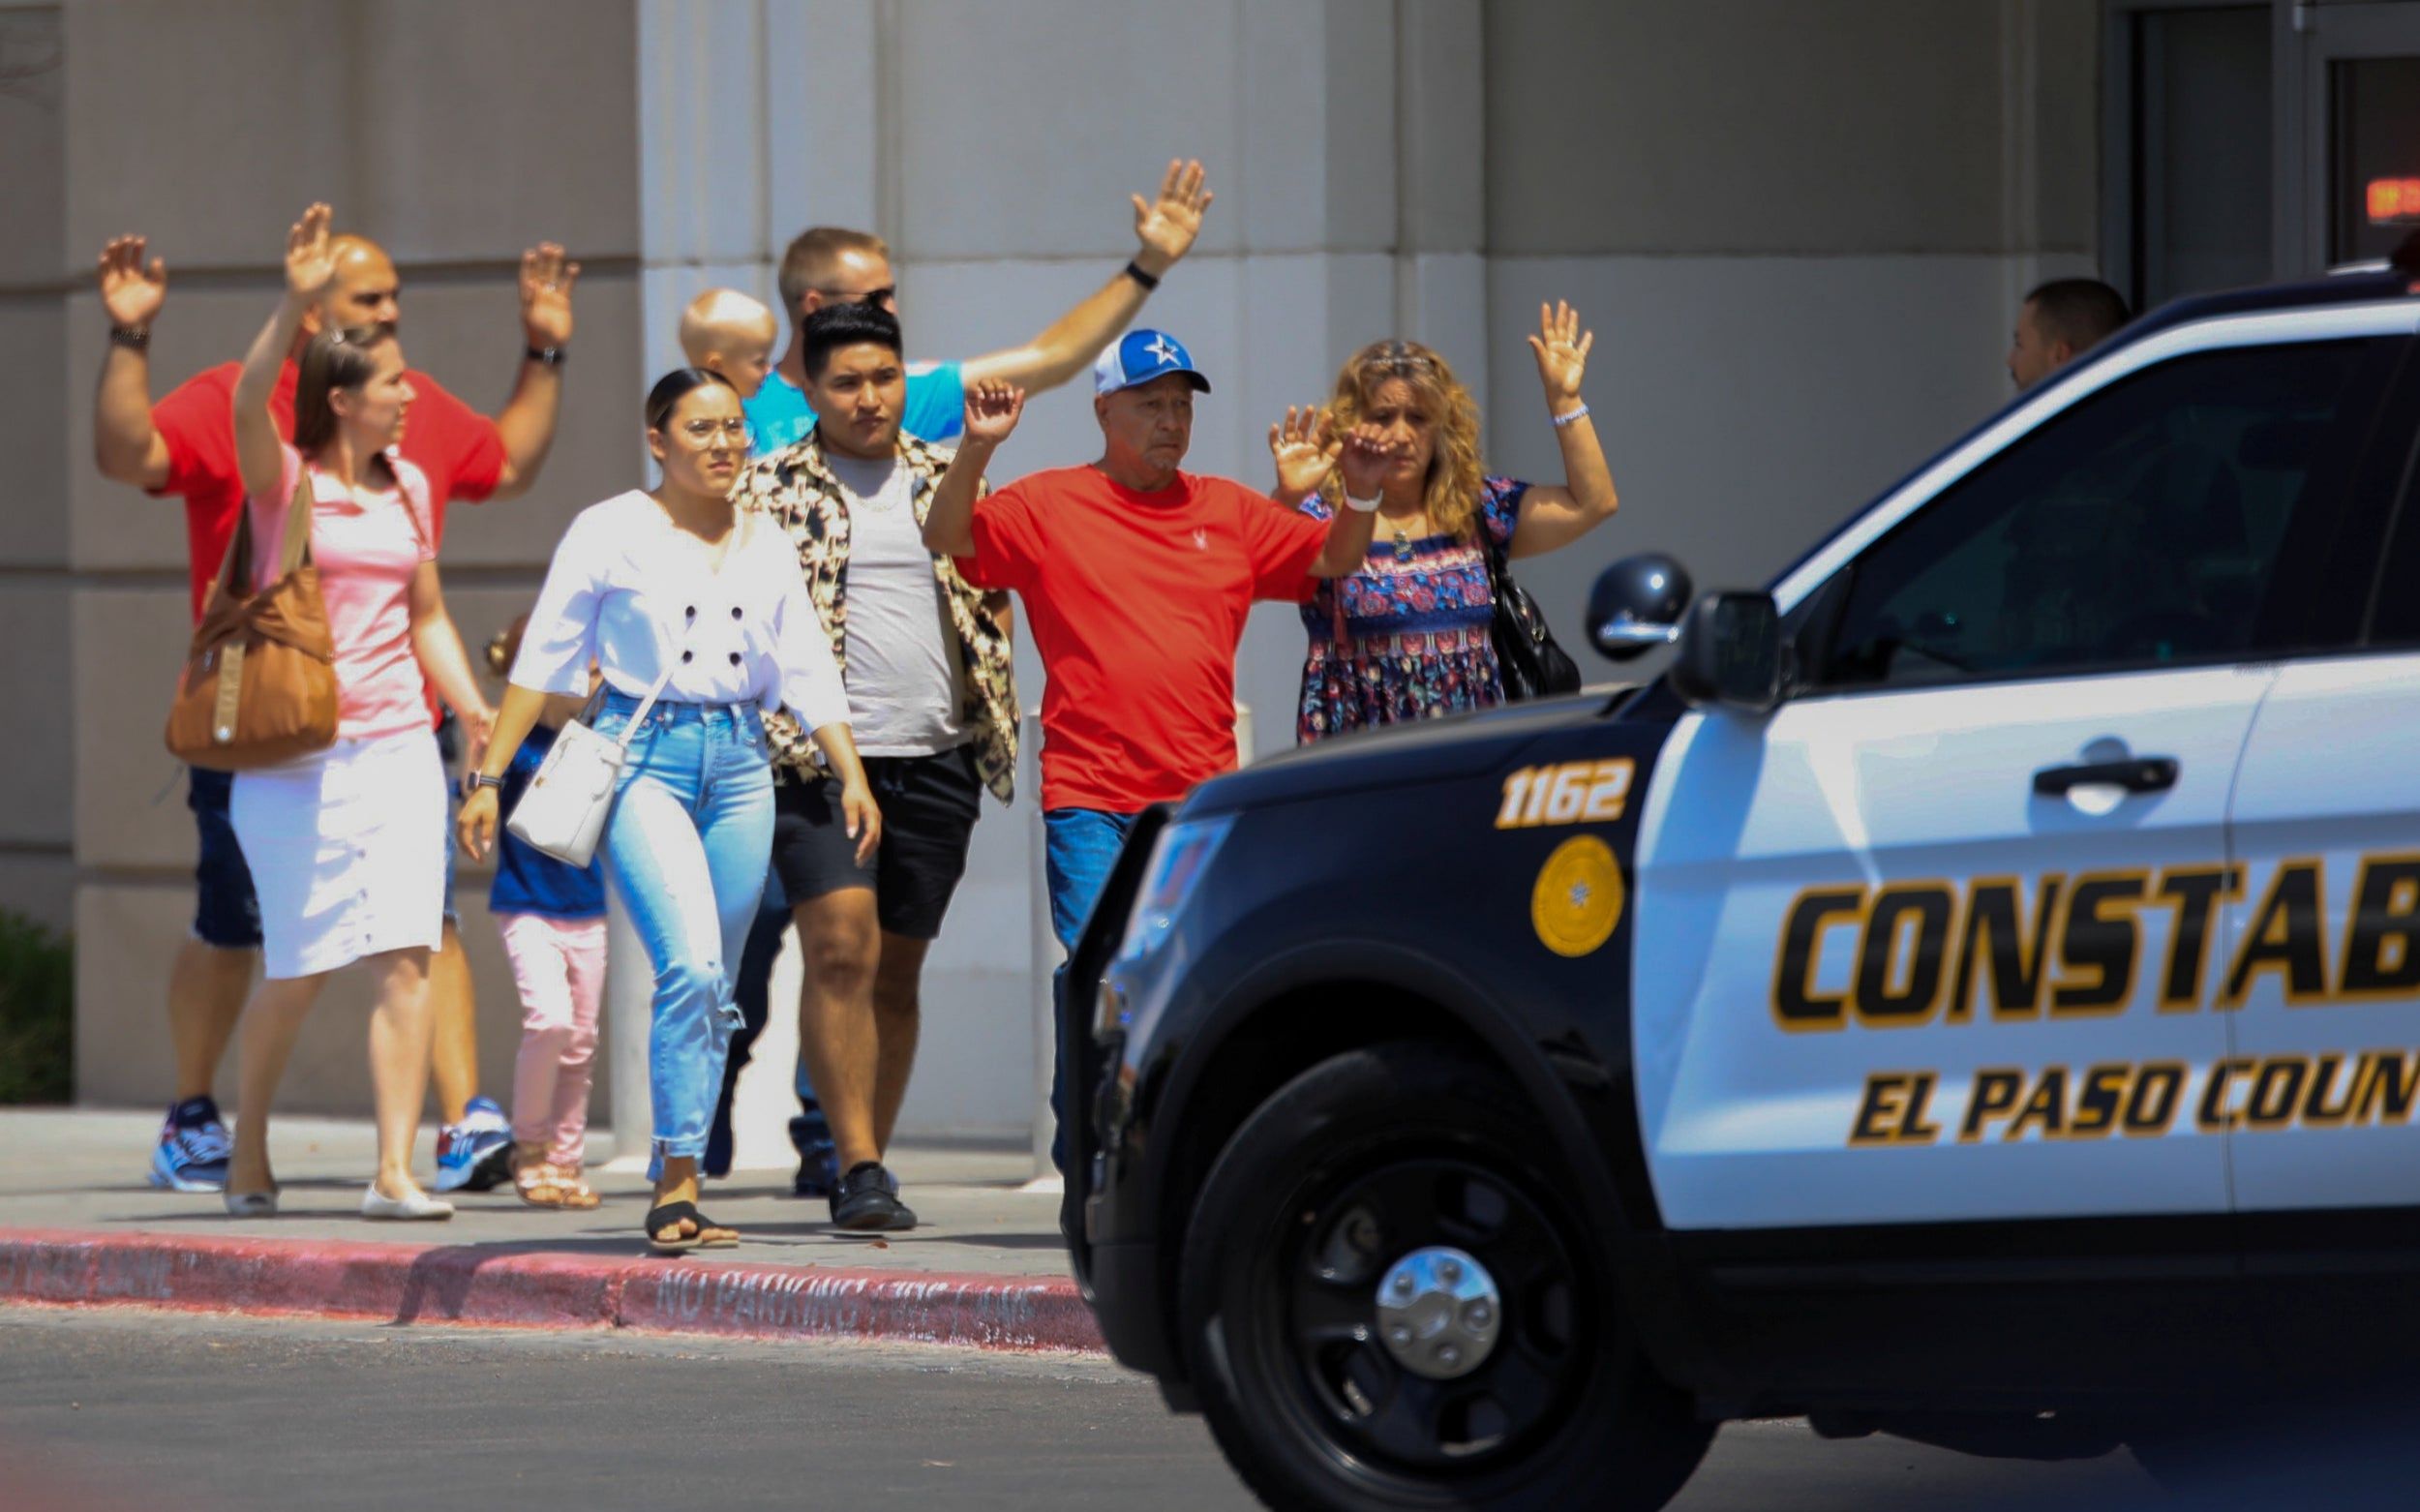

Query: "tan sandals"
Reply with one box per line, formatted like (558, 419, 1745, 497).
(513, 1156, 601, 1210)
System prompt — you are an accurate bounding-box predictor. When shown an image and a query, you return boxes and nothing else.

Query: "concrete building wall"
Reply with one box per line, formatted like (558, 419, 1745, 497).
(0, 5, 73, 934)
(1481, 0, 2102, 650)
(16, 0, 2107, 1146)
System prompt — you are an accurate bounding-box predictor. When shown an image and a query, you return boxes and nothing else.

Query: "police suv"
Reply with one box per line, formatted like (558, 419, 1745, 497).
(1059, 245, 2420, 1511)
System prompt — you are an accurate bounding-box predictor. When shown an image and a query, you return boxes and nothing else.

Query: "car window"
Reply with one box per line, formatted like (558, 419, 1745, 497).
(1806, 340, 2395, 693)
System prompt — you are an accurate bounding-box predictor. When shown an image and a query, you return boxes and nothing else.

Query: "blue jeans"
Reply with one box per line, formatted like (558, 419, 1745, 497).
(593, 692, 775, 1178)
(1044, 808, 1140, 1173)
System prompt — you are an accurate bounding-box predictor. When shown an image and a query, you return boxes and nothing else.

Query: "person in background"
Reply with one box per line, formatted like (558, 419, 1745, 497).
(1295, 304, 1618, 742)
(93, 215, 575, 1197)
(2007, 278, 2130, 389)
(221, 205, 491, 1223)
(459, 368, 874, 1254)
(678, 288, 835, 1193)
(747, 158, 1214, 449)
(480, 615, 606, 1211)
(921, 330, 1388, 1169)
(680, 288, 779, 400)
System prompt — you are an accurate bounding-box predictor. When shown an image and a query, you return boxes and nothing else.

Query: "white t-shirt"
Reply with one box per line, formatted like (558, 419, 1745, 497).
(826, 450, 966, 757)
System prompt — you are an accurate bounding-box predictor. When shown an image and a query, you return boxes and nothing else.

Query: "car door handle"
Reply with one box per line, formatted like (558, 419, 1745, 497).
(2031, 757, 2179, 797)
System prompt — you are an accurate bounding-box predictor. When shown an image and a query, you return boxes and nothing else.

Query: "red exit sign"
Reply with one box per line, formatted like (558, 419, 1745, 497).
(2372, 178, 2420, 225)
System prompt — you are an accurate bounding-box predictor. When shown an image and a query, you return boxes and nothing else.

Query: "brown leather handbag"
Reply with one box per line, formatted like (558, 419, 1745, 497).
(165, 470, 340, 771)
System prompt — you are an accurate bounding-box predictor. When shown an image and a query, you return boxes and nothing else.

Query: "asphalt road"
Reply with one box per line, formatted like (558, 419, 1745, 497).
(0, 1306, 2170, 1511)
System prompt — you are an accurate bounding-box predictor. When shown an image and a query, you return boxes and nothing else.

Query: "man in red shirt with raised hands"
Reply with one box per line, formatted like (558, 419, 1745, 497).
(92, 224, 576, 1196)
(922, 329, 1390, 1169)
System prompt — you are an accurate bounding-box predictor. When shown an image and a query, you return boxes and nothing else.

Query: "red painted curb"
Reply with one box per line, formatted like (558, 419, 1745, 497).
(0, 1228, 1105, 1354)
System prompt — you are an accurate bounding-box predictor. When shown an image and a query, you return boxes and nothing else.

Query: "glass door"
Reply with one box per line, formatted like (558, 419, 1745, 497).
(2287, 2, 2420, 274)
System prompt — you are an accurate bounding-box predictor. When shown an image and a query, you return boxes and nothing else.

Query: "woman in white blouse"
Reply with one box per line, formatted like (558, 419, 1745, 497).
(459, 368, 876, 1254)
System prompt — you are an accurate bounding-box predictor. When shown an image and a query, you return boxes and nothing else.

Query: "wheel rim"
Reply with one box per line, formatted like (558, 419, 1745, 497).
(1261, 1153, 1593, 1477)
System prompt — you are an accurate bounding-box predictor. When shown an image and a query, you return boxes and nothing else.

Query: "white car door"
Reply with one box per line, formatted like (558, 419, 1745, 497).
(2225, 653, 2420, 1209)
(1632, 323, 2410, 1233)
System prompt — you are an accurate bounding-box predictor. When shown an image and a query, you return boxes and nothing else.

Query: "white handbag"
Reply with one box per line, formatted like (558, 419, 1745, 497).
(504, 655, 683, 868)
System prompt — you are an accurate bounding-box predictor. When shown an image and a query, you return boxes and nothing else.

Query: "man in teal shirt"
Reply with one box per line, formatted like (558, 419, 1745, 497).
(748, 159, 1214, 448)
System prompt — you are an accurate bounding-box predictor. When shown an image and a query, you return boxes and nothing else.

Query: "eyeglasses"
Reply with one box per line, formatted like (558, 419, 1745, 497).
(680, 418, 752, 445)
(1359, 341, 1438, 374)
(814, 286, 897, 308)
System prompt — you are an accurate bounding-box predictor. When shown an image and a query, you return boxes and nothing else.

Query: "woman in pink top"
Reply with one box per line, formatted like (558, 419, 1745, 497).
(222, 205, 494, 1223)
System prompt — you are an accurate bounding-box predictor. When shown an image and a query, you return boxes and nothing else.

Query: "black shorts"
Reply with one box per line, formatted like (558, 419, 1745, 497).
(771, 744, 983, 941)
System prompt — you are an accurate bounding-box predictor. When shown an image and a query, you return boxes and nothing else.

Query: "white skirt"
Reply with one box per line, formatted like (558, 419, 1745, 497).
(231, 729, 447, 980)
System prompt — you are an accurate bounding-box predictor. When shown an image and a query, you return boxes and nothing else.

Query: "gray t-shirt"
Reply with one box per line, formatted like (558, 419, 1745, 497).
(825, 449, 966, 756)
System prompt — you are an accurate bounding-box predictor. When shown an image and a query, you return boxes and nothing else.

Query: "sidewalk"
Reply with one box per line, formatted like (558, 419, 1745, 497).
(0, 1110, 1104, 1353)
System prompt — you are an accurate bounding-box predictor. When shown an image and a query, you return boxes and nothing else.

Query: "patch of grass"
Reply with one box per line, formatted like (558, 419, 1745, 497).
(0, 911, 71, 1104)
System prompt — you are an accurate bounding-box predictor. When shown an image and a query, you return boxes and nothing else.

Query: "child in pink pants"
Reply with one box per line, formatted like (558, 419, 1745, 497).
(486, 618, 609, 1209)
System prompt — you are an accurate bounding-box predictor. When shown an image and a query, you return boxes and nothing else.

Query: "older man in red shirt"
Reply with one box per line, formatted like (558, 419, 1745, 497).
(922, 329, 1390, 1171)
(92, 225, 576, 1196)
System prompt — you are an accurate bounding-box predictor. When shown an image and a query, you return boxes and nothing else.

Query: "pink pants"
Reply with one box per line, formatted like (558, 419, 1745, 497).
(498, 912, 608, 1166)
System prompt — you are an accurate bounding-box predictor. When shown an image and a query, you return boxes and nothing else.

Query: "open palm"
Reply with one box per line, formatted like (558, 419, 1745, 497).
(1133, 159, 1213, 273)
(285, 203, 337, 303)
(97, 235, 167, 328)
(1268, 406, 1342, 497)
(1526, 300, 1593, 407)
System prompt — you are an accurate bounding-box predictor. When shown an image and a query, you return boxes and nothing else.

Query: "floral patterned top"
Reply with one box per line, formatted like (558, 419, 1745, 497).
(1295, 476, 1529, 743)
(734, 429, 1019, 802)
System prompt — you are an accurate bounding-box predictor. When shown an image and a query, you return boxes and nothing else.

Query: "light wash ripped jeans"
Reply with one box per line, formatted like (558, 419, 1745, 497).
(591, 689, 775, 1178)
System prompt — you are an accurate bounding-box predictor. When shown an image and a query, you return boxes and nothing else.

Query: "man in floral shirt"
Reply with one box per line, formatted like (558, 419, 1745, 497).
(734, 304, 1016, 1231)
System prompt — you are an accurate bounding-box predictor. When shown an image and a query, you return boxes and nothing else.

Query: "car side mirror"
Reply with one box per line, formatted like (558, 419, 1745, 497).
(1587, 553, 1692, 662)
(1669, 591, 1786, 713)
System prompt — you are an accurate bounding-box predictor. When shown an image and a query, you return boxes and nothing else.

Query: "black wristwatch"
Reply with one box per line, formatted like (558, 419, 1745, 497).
(525, 345, 567, 367)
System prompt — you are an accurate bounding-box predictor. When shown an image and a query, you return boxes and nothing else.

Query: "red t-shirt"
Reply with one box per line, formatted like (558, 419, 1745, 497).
(150, 359, 504, 622)
(957, 466, 1327, 811)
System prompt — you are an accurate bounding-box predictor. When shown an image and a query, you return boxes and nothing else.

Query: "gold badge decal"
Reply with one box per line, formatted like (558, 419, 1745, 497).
(1530, 835, 1625, 958)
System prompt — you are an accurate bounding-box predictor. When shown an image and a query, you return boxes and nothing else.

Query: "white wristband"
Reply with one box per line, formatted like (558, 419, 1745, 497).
(1343, 491, 1381, 513)
(1551, 402, 1591, 429)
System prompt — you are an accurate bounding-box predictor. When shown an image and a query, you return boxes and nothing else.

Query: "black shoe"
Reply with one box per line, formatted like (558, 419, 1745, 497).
(829, 1162, 916, 1231)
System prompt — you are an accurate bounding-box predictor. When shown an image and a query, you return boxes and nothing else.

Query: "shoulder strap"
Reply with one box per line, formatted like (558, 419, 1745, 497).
(274, 466, 317, 578)
(612, 613, 699, 752)
(388, 460, 435, 557)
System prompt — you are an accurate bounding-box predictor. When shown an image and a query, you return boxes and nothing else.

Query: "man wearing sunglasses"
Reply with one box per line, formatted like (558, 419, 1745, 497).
(745, 159, 1214, 452)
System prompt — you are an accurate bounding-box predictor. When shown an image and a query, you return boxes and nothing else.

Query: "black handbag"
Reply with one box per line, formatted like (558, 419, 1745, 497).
(1482, 531, 1582, 701)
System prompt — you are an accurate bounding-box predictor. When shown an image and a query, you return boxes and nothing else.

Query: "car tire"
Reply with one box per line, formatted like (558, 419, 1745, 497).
(1177, 1041, 1710, 1512)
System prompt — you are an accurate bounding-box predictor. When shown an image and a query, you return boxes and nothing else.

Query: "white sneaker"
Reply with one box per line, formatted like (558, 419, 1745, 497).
(361, 1184, 454, 1221)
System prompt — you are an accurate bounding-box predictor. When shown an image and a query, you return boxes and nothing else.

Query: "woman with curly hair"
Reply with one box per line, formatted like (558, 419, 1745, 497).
(1287, 303, 1619, 742)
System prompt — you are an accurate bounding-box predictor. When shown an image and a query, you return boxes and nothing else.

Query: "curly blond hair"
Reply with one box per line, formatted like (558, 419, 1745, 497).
(1318, 339, 1486, 542)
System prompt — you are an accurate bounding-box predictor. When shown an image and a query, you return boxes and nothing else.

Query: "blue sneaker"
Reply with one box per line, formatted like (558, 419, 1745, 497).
(148, 1097, 231, 1194)
(792, 1139, 840, 1199)
(433, 1095, 514, 1193)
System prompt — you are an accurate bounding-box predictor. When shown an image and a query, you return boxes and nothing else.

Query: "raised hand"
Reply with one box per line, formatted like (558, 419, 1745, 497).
(97, 235, 167, 329)
(963, 380, 1027, 446)
(1132, 158, 1214, 278)
(1526, 300, 1593, 412)
(284, 203, 337, 305)
(520, 242, 580, 348)
(1267, 406, 1343, 499)
(1336, 422, 1398, 501)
